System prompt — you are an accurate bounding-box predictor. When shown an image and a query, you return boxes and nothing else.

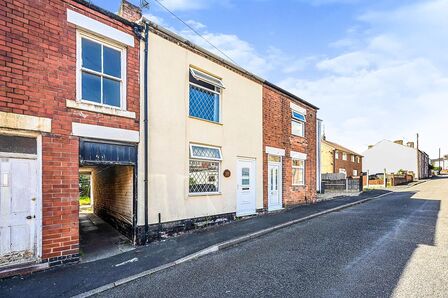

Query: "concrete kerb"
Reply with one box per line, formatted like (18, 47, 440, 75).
(73, 191, 393, 298)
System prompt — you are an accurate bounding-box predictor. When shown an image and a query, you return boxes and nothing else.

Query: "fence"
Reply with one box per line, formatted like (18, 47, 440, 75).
(321, 173, 362, 193)
(362, 173, 414, 188)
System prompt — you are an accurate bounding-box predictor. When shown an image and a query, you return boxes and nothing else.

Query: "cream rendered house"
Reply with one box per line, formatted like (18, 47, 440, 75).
(138, 24, 264, 237)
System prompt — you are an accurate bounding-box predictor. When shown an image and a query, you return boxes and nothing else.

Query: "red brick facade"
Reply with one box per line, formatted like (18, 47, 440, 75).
(333, 153, 363, 178)
(263, 85, 318, 208)
(0, 0, 140, 263)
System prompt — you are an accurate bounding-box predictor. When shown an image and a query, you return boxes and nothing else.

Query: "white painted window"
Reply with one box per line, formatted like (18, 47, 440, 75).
(77, 32, 126, 109)
(339, 168, 346, 175)
(342, 152, 347, 160)
(351, 155, 355, 162)
(353, 170, 358, 176)
(189, 68, 223, 123)
(189, 144, 222, 194)
(292, 159, 305, 186)
(291, 110, 305, 137)
(335, 151, 339, 159)
(357, 156, 361, 163)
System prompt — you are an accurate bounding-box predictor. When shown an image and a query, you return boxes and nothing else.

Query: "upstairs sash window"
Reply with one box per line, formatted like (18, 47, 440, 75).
(78, 34, 125, 108)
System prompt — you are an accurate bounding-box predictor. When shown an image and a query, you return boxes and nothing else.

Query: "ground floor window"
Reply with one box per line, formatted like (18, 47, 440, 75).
(189, 144, 222, 194)
(292, 159, 305, 186)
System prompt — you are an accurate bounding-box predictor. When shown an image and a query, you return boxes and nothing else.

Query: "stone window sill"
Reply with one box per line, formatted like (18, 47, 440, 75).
(66, 100, 136, 119)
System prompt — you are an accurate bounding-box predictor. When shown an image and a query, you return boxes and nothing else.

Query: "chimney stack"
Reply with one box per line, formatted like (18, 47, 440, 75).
(407, 141, 414, 148)
(368, 145, 373, 149)
(394, 140, 403, 145)
(118, 0, 142, 22)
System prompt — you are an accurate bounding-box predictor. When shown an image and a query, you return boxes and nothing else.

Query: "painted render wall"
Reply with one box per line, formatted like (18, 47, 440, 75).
(138, 32, 263, 225)
(321, 141, 335, 174)
(362, 140, 417, 175)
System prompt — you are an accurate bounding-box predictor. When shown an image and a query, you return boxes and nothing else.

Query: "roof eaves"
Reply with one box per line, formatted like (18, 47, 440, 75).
(146, 20, 265, 84)
(144, 19, 319, 111)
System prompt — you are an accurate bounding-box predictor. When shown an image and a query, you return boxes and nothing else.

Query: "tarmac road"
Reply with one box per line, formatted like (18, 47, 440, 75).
(98, 177, 448, 298)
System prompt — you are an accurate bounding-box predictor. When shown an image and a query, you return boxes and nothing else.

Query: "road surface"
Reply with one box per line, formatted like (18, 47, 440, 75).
(97, 177, 448, 297)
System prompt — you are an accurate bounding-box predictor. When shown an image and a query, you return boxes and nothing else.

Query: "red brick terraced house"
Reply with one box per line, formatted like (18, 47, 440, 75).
(321, 138, 363, 178)
(263, 83, 321, 211)
(0, 0, 142, 271)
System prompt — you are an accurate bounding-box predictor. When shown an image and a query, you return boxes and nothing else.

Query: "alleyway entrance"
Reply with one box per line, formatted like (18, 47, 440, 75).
(78, 139, 137, 262)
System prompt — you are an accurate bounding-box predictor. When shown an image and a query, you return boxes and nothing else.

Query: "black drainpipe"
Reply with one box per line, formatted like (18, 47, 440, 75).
(143, 21, 149, 244)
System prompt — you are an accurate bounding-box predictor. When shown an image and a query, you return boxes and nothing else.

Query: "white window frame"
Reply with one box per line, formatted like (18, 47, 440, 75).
(190, 68, 225, 89)
(342, 152, 347, 161)
(335, 151, 339, 159)
(189, 144, 222, 195)
(357, 156, 361, 163)
(291, 110, 306, 137)
(76, 31, 127, 110)
(351, 155, 355, 162)
(292, 158, 305, 186)
(353, 170, 358, 176)
(189, 144, 222, 161)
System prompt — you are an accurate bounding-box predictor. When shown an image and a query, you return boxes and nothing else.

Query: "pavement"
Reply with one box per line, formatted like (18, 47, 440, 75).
(0, 188, 392, 298)
(79, 213, 134, 263)
(94, 177, 447, 298)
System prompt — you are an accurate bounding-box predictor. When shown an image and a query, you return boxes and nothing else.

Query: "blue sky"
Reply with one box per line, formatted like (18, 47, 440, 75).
(93, 0, 447, 158)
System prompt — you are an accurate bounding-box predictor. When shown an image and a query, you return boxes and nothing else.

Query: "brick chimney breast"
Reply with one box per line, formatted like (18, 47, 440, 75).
(118, 0, 142, 22)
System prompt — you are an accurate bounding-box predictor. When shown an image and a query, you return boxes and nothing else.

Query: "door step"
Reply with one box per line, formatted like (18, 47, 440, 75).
(0, 261, 49, 279)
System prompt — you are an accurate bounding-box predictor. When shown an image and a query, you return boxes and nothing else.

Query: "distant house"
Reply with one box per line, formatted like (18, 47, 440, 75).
(431, 156, 448, 170)
(321, 138, 363, 178)
(362, 140, 430, 179)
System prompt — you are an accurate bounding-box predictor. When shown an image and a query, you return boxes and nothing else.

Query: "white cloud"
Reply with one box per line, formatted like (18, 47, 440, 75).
(185, 19, 207, 30)
(279, 0, 448, 157)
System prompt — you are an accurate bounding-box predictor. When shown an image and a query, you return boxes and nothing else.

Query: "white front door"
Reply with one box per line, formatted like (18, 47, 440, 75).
(236, 159, 256, 217)
(268, 162, 282, 211)
(0, 158, 38, 266)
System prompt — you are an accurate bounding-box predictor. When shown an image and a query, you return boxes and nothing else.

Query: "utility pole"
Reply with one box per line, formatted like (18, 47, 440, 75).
(416, 133, 420, 180)
(439, 147, 441, 173)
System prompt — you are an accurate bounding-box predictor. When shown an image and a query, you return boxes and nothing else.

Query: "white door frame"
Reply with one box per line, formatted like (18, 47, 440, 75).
(236, 157, 257, 217)
(0, 129, 42, 262)
(268, 156, 283, 211)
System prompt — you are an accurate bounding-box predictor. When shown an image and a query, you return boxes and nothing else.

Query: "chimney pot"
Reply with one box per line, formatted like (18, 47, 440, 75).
(394, 140, 404, 145)
(118, 0, 142, 22)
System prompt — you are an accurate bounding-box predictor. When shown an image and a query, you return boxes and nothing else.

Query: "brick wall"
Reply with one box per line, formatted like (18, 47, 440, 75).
(263, 85, 317, 208)
(93, 165, 133, 225)
(334, 154, 363, 178)
(0, 0, 140, 263)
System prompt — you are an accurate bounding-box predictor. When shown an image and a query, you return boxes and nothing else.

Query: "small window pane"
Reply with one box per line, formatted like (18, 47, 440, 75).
(103, 46, 121, 78)
(189, 85, 220, 122)
(0, 135, 36, 154)
(268, 155, 281, 162)
(293, 159, 304, 167)
(242, 167, 250, 186)
(189, 160, 219, 193)
(82, 38, 101, 72)
(82, 72, 101, 103)
(292, 168, 304, 185)
(292, 111, 306, 122)
(191, 145, 221, 160)
(103, 78, 121, 107)
(292, 120, 304, 137)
